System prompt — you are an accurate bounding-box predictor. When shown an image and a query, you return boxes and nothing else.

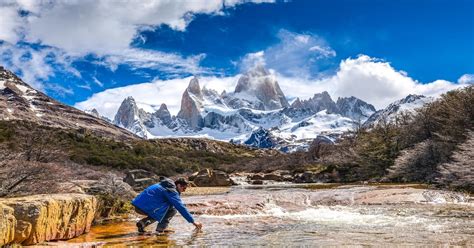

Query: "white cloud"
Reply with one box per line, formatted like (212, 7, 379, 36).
(75, 75, 239, 119)
(100, 48, 207, 75)
(239, 51, 266, 71)
(2, 0, 274, 55)
(458, 74, 474, 84)
(240, 29, 336, 78)
(0, 42, 78, 91)
(0, 5, 25, 43)
(277, 55, 467, 109)
(0, 0, 273, 90)
(92, 77, 103, 88)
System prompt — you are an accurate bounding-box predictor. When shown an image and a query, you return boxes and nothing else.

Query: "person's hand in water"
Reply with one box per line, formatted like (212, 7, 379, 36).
(193, 222, 203, 230)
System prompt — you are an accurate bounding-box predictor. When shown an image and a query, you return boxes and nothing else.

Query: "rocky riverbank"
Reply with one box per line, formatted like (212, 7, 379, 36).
(0, 194, 97, 246)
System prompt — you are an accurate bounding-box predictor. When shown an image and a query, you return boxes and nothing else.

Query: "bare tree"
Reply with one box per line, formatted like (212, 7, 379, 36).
(437, 131, 474, 192)
(0, 126, 66, 197)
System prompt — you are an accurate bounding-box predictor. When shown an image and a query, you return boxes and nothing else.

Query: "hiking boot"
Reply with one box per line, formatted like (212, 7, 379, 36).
(136, 221, 146, 233)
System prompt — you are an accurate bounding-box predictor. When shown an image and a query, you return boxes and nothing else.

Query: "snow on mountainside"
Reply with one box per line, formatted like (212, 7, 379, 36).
(0, 66, 137, 141)
(226, 65, 289, 110)
(108, 66, 381, 152)
(363, 94, 434, 127)
(336, 96, 376, 121)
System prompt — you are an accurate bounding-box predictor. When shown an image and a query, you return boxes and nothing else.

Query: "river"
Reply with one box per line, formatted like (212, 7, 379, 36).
(62, 184, 473, 247)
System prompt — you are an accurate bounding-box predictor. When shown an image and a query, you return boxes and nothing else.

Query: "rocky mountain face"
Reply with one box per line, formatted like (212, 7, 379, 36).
(177, 77, 204, 129)
(364, 94, 433, 127)
(228, 65, 289, 110)
(291, 91, 339, 114)
(0, 66, 137, 141)
(336, 96, 376, 121)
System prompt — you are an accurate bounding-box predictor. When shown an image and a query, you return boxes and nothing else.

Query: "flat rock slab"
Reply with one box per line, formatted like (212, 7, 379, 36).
(0, 194, 97, 246)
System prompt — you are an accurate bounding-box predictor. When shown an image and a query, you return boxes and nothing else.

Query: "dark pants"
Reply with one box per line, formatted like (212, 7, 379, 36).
(136, 206, 177, 231)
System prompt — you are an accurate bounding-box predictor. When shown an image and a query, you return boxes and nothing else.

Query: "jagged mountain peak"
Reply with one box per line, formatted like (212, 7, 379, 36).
(235, 66, 274, 93)
(314, 91, 331, 99)
(292, 91, 338, 114)
(158, 103, 168, 112)
(88, 108, 100, 118)
(398, 94, 425, 104)
(232, 65, 289, 110)
(336, 96, 376, 121)
(114, 97, 141, 127)
(177, 77, 205, 129)
(187, 76, 202, 97)
(363, 94, 432, 127)
(246, 64, 271, 77)
(291, 97, 304, 109)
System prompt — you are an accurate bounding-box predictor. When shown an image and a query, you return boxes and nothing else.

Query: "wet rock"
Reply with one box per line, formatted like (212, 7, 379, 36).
(0, 203, 16, 245)
(262, 170, 292, 181)
(251, 180, 264, 185)
(293, 171, 330, 183)
(0, 194, 97, 246)
(123, 169, 160, 191)
(248, 174, 264, 180)
(193, 169, 234, 187)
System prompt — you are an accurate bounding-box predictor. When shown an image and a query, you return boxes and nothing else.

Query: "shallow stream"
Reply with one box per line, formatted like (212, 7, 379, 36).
(61, 184, 473, 247)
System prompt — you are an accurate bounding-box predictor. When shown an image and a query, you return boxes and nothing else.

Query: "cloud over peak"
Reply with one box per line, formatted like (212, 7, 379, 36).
(240, 29, 336, 78)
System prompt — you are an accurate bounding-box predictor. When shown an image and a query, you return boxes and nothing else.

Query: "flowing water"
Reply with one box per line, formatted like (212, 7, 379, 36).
(61, 184, 472, 247)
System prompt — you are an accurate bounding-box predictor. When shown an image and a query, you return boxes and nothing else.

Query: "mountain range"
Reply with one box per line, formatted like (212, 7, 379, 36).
(101, 66, 431, 152)
(0, 65, 432, 152)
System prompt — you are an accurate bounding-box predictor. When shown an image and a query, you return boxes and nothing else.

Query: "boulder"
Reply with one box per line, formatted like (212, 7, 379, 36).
(0, 203, 16, 245)
(0, 194, 97, 246)
(248, 174, 264, 180)
(247, 170, 293, 182)
(293, 171, 320, 183)
(262, 170, 292, 181)
(193, 169, 234, 187)
(123, 169, 160, 191)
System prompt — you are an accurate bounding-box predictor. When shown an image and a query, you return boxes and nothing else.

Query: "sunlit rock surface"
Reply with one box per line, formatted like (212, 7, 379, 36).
(0, 194, 97, 246)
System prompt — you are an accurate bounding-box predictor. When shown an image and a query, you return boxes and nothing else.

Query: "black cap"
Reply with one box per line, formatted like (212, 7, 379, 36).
(175, 177, 189, 186)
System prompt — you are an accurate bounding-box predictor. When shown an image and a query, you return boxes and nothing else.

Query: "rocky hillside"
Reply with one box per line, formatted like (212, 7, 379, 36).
(0, 66, 138, 141)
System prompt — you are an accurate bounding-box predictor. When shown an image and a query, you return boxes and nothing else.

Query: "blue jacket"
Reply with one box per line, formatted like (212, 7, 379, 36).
(131, 178, 195, 223)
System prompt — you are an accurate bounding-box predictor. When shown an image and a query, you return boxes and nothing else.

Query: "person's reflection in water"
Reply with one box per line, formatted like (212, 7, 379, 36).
(184, 226, 204, 246)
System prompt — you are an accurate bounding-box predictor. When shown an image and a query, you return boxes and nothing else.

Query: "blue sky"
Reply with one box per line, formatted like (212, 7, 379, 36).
(0, 0, 473, 113)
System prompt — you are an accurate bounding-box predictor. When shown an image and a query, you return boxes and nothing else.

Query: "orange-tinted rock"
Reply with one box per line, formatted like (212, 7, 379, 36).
(0, 194, 97, 246)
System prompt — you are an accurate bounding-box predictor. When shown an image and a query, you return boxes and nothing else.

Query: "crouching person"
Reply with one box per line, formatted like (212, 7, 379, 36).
(132, 177, 202, 233)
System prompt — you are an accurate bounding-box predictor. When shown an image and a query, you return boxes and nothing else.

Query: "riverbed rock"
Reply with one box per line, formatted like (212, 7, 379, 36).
(123, 169, 160, 191)
(0, 194, 97, 246)
(248, 174, 264, 180)
(263, 170, 292, 181)
(193, 169, 234, 187)
(0, 203, 16, 245)
(251, 180, 264, 185)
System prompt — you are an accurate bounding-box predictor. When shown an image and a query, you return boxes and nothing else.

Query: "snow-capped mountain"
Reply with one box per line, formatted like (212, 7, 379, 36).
(363, 94, 434, 127)
(291, 91, 339, 114)
(226, 65, 289, 110)
(109, 66, 379, 152)
(336, 96, 376, 121)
